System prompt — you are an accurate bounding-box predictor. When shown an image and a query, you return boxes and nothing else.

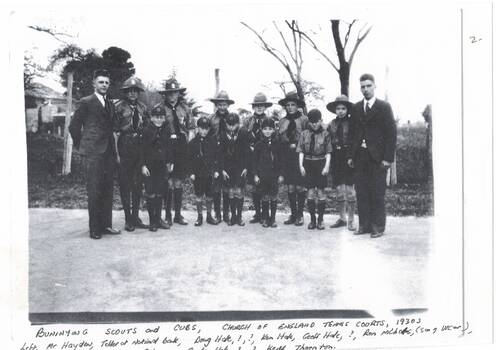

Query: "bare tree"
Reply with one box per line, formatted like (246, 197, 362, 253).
(27, 25, 74, 44)
(290, 20, 372, 96)
(241, 21, 307, 108)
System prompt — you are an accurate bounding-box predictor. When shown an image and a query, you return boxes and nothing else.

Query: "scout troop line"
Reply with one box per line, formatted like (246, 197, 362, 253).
(69, 69, 397, 240)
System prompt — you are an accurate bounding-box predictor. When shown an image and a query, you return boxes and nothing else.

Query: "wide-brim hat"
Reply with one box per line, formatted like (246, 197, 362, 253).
(120, 76, 145, 92)
(326, 95, 353, 113)
(251, 92, 273, 107)
(278, 91, 305, 108)
(209, 90, 235, 105)
(159, 78, 186, 94)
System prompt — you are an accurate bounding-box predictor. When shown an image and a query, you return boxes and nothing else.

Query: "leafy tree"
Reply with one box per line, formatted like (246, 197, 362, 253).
(24, 53, 44, 91)
(49, 44, 135, 100)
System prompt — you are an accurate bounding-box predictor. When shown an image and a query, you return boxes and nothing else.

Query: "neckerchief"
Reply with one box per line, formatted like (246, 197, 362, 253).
(309, 125, 323, 154)
(166, 101, 181, 135)
(286, 111, 300, 143)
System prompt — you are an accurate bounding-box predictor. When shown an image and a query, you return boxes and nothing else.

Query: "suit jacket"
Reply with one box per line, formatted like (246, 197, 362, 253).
(188, 134, 218, 177)
(69, 93, 115, 156)
(347, 98, 397, 163)
(218, 128, 250, 173)
(252, 134, 283, 179)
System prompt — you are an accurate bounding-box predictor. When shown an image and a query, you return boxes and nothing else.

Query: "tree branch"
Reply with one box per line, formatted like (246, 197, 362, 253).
(291, 23, 339, 72)
(27, 25, 73, 43)
(343, 19, 356, 49)
(348, 24, 372, 64)
(274, 21, 296, 64)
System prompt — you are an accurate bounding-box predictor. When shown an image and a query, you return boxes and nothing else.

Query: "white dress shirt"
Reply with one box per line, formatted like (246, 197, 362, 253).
(363, 96, 376, 113)
(95, 92, 107, 107)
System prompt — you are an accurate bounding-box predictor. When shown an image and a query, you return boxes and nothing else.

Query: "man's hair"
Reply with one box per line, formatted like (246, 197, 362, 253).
(93, 69, 110, 80)
(359, 73, 375, 83)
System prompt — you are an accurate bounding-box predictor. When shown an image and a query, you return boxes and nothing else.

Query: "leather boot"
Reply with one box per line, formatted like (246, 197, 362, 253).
(206, 199, 217, 225)
(284, 192, 297, 224)
(307, 199, 316, 229)
(347, 201, 356, 231)
(213, 192, 222, 223)
(261, 201, 270, 227)
(147, 198, 157, 232)
(195, 201, 203, 226)
(132, 189, 148, 228)
(317, 200, 326, 230)
(173, 188, 187, 225)
(270, 200, 278, 228)
(236, 197, 245, 226)
(250, 191, 261, 223)
(229, 197, 237, 226)
(295, 192, 306, 226)
(157, 197, 170, 229)
(165, 188, 173, 226)
(222, 192, 230, 223)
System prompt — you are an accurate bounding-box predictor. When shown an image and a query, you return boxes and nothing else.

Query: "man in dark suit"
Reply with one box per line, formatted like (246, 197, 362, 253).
(69, 69, 121, 239)
(347, 74, 397, 238)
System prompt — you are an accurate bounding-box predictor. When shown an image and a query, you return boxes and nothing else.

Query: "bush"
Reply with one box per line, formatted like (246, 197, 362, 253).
(396, 125, 431, 184)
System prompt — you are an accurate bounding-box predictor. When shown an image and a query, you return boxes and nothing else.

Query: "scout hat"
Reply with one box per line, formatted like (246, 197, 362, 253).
(261, 117, 275, 129)
(326, 95, 353, 113)
(251, 92, 273, 107)
(151, 105, 166, 116)
(209, 91, 235, 105)
(225, 113, 240, 126)
(159, 78, 186, 94)
(308, 109, 322, 123)
(120, 76, 145, 92)
(196, 116, 210, 129)
(278, 91, 305, 108)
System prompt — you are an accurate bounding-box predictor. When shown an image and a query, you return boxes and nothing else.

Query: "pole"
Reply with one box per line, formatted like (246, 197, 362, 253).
(384, 65, 397, 186)
(214, 68, 220, 113)
(62, 72, 73, 175)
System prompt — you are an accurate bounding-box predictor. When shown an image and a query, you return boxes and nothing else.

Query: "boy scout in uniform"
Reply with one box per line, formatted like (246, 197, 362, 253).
(326, 95, 356, 231)
(188, 116, 220, 226)
(278, 91, 308, 226)
(243, 92, 277, 224)
(114, 76, 149, 232)
(208, 91, 235, 224)
(218, 113, 250, 226)
(252, 117, 284, 228)
(155, 78, 195, 226)
(140, 106, 172, 232)
(297, 109, 332, 230)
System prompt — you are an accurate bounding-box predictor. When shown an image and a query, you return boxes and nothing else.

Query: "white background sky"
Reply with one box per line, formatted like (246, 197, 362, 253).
(21, 4, 449, 124)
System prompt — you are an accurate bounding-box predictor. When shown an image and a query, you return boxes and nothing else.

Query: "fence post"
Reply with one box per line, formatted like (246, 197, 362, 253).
(62, 72, 73, 175)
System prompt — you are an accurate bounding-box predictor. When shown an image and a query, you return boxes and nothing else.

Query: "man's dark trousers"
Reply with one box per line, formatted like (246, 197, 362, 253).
(85, 145, 115, 234)
(355, 148, 387, 232)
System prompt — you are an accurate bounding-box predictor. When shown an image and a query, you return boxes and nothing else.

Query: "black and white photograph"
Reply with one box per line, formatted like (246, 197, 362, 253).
(1, 1, 495, 349)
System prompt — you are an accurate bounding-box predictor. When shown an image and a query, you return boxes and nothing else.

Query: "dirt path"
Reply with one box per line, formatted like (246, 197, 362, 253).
(29, 209, 432, 314)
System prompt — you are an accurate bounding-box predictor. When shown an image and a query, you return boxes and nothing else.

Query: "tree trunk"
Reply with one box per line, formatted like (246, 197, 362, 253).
(339, 63, 350, 96)
(62, 72, 73, 175)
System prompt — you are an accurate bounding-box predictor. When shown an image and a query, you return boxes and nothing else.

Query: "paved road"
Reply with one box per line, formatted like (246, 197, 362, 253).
(29, 208, 432, 315)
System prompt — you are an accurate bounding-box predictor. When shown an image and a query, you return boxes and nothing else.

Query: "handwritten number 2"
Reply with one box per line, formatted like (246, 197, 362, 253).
(469, 36, 482, 43)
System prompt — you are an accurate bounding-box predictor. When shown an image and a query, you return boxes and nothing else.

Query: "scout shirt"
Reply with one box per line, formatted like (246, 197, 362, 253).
(114, 99, 149, 159)
(297, 126, 332, 160)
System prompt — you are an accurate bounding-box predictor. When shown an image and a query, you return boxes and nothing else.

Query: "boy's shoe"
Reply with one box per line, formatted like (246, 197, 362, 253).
(261, 219, 269, 228)
(347, 220, 356, 231)
(195, 215, 203, 226)
(206, 215, 218, 225)
(174, 216, 188, 225)
(330, 219, 347, 228)
(307, 221, 316, 230)
(270, 219, 277, 228)
(317, 220, 325, 230)
(354, 226, 371, 235)
(134, 217, 149, 229)
(223, 214, 230, 223)
(294, 216, 304, 226)
(149, 223, 158, 232)
(249, 214, 260, 224)
(228, 217, 236, 226)
(124, 221, 135, 232)
(158, 219, 170, 229)
(237, 216, 245, 226)
(284, 215, 296, 225)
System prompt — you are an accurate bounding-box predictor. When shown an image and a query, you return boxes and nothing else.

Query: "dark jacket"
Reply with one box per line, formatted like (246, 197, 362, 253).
(208, 110, 229, 140)
(327, 116, 351, 150)
(218, 128, 250, 173)
(252, 134, 282, 179)
(140, 122, 172, 168)
(188, 134, 218, 177)
(69, 93, 115, 156)
(347, 99, 397, 163)
(114, 99, 149, 159)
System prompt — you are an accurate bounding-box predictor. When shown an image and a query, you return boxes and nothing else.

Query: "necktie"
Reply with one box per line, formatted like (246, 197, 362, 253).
(170, 104, 181, 135)
(104, 96, 111, 116)
(310, 132, 316, 154)
(132, 106, 139, 131)
(287, 114, 297, 142)
(366, 102, 371, 115)
(199, 137, 204, 157)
